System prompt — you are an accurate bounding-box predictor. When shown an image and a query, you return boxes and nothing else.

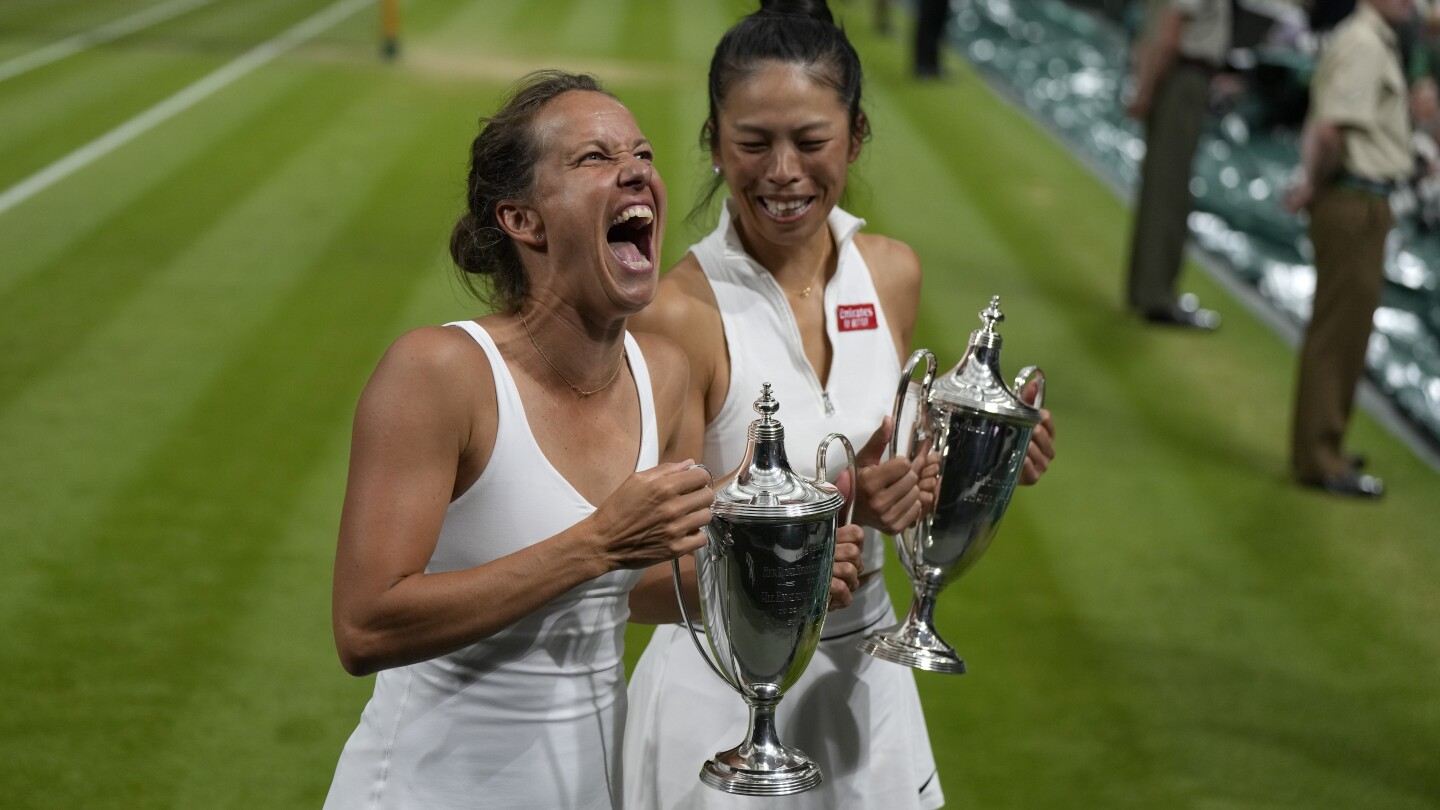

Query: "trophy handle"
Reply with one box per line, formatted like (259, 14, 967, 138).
(814, 432, 858, 527)
(890, 349, 935, 574)
(890, 349, 937, 462)
(1013, 365, 1045, 409)
(671, 537, 743, 695)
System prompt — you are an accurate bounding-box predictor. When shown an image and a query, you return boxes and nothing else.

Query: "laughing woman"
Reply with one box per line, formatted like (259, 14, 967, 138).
(321, 71, 716, 810)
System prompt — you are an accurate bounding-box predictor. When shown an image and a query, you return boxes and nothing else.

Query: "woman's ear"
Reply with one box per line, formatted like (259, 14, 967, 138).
(706, 120, 723, 176)
(848, 113, 868, 163)
(496, 201, 545, 247)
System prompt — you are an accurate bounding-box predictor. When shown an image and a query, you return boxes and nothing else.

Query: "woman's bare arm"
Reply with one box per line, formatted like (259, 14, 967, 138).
(332, 327, 712, 674)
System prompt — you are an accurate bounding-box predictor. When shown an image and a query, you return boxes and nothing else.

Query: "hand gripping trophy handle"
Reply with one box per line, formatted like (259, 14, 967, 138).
(888, 348, 938, 573)
(859, 296, 1044, 675)
(1015, 365, 1046, 410)
(815, 433, 859, 529)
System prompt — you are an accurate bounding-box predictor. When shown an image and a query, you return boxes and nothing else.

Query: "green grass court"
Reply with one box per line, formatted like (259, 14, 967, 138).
(2, 0, 1438, 807)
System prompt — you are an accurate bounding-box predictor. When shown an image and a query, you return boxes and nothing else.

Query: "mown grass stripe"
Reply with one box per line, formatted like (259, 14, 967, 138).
(0, 3, 330, 187)
(0, 5, 377, 298)
(0, 0, 370, 218)
(508, 0, 586, 41)
(0, 47, 216, 186)
(409, 0, 531, 56)
(0, 0, 161, 39)
(0, 0, 218, 83)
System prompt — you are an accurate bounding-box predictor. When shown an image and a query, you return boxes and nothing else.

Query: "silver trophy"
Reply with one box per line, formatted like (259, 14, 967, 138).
(672, 383, 856, 796)
(858, 296, 1045, 674)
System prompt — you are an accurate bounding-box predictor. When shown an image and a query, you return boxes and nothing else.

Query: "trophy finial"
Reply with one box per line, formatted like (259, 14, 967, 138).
(754, 383, 780, 422)
(979, 296, 1004, 333)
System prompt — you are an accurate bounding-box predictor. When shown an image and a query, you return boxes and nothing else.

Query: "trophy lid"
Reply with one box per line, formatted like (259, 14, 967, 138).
(929, 296, 1042, 426)
(712, 384, 845, 523)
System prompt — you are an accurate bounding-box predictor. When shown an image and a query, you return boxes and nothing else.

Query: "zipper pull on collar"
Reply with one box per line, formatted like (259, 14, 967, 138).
(821, 391, 836, 417)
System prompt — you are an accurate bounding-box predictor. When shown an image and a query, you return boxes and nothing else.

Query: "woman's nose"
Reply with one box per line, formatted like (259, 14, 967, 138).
(619, 156, 653, 187)
(767, 146, 799, 184)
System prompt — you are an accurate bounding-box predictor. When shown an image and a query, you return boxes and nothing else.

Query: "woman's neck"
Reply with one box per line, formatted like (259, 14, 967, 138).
(512, 298, 630, 396)
(735, 215, 837, 295)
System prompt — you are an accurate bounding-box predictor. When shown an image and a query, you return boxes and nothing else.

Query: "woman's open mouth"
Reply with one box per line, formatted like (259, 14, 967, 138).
(607, 204, 654, 271)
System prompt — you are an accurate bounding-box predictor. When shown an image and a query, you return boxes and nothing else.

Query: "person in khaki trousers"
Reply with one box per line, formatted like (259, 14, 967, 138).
(1284, 0, 1416, 498)
(1124, 0, 1230, 329)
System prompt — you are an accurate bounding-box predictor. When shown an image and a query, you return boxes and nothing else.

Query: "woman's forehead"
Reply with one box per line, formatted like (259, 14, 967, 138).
(535, 91, 642, 152)
(719, 63, 846, 124)
(725, 62, 841, 105)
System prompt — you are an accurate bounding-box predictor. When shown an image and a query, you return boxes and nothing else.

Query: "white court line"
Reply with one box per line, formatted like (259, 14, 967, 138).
(0, 0, 220, 84)
(0, 0, 372, 219)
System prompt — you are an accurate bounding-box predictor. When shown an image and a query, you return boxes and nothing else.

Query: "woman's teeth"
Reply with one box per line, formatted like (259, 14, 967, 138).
(761, 197, 811, 216)
(611, 205, 653, 226)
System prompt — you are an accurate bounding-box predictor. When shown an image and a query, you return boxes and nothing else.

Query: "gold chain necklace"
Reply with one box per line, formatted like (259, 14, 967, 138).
(780, 259, 826, 298)
(519, 313, 626, 398)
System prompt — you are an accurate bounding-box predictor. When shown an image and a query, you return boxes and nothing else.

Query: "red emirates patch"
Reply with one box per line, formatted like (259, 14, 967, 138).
(837, 303, 878, 332)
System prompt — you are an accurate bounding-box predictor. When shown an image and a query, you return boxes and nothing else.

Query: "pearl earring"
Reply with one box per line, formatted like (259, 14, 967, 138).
(712, 164, 721, 176)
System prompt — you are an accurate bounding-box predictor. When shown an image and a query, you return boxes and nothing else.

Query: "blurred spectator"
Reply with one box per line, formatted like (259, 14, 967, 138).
(1123, 0, 1232, 329)
(1310, 0, 1359, 32)
(915, 0, 951, 78)
(1401, 1, 1440, 134)
(1283, 0, 1415, 498)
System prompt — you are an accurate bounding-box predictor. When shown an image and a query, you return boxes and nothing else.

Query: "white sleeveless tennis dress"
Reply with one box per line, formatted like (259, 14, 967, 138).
(624, 202, 944, 809)
(324, 320, 653, 810)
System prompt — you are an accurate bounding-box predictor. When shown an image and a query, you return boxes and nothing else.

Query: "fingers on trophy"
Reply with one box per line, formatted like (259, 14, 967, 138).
(858, 296, 1045, 674)
(671, 383, 856, 796)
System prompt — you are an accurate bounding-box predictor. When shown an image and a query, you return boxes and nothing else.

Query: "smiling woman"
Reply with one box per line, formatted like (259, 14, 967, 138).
(320, 71, 713, 810)
(622, 2, 1054, 808)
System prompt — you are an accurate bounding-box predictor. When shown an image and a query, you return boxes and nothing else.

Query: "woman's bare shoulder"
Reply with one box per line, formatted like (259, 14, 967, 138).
(854, 232, 922, 349)
(376, 324, 492, 385)
(854, 232, 921, 286)
(359, 324, 496, 428)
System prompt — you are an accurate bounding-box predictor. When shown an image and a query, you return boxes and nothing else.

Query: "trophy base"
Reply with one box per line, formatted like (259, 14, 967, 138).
(858, 623, 968, 675)
(700, 750, 823, 796)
